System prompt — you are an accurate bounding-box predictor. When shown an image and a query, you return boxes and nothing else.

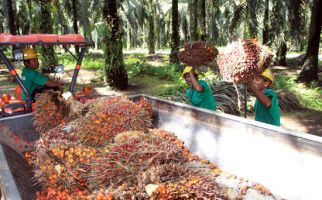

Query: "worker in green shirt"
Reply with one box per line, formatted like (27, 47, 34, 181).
(21, 48, 63, 101)
(182, 66, 216, 111)
(250, 68, 281, 126)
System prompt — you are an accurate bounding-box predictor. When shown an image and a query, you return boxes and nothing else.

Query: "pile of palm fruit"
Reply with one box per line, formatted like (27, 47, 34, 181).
(27, 94, 273, 199)
(217, 39, 272, 84)
(177, 41, 218, 67)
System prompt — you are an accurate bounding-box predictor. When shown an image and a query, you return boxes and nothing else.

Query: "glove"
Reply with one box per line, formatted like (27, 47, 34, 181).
(62, 92, 73, 100)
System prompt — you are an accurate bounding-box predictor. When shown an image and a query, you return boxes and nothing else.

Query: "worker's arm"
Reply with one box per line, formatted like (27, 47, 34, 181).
(189, 71, 204, 92)
(250, 84, 272, 107)
(45, 79, 63, 91)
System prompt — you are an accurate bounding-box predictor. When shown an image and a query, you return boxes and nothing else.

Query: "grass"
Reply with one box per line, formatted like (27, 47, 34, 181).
(274, 73, 322, 111)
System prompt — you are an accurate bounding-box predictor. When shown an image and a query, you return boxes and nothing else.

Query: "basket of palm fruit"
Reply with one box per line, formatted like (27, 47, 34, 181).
(217, 39, 272, 84)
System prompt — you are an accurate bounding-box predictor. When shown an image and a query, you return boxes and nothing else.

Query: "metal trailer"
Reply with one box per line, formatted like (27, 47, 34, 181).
(0, 95, 322, 200)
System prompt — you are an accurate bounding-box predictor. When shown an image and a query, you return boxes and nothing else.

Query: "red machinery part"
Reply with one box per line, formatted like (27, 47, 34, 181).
(0, 34, 86, 44)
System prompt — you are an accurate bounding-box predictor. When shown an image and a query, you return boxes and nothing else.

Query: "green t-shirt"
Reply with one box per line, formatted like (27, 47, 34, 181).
(186, 80, 216, 111)
(21, 67, 48, 100)
(254, 88, 281, 126)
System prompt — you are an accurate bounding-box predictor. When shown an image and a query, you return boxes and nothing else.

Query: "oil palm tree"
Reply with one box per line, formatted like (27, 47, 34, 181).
(170, 0, 180, 64)
(298, 0, 321, 82)
(103, 0, 128, 89)
(38, 0, 58, 70)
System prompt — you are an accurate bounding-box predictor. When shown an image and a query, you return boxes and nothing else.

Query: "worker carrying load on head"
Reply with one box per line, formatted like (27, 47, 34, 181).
(21, 48, 63, 102)
(182, 66, 216, 111)
(250, 68, 281, 126)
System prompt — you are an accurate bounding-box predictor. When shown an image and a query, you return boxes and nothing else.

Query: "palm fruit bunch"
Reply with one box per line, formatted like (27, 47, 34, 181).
(138, 163, 197, 189)
(30, 126, 98, 191)
(150, 129, 198, 161)
(74, 97, 153, 147)
(113, 131, 147, 144)
(34, 91, 70, 135)
(150, 175, 228, 199)
(35, 187, 90, 200)
(36, 187, 115, 200)
(88, 135, 188, 190)
(177, 41, 218, 67)
(217, 39, 272, 84)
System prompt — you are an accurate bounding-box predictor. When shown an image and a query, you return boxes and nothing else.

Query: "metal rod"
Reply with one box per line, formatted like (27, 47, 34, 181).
(69, 47, 86, 94)
(63, 46, 78, 60)
(0, 48, 32, 112)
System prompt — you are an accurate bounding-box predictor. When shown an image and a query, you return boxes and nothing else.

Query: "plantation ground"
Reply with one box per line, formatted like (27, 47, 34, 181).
(1, 52, 321, 136)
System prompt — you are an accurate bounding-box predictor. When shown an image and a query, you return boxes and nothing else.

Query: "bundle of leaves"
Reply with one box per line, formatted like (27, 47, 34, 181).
(177, 41, 218, 67)
(211, 81, 247, 115)
(277, 90, 301, 111)
(30, 126, 98, 190)
(218, 39, 272, 84)
(73, 97, 153, 147)
(88, 136, 188, 190)
(34, 91, 70, 135)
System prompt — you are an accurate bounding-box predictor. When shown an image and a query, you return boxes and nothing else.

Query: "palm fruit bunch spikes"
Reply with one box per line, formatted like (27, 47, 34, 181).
(88, 135, 188, 190)
(74, 97, 153, 147)
(30, 126, 98, 191)
(150, 129, 195, 161)
(34, 91, 70, 135)
(138, 163, 199, 189)
(217, 39, 272, 84)
(177, 41, 218, 67)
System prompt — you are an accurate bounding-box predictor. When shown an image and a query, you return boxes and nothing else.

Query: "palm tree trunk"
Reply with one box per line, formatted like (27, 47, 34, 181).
(39, 0, 57, 71)
(192, 0, 198, 41)
(103, 0, 128, 90)
(157, 17, 161, 49)
(182, 16, 189, 43)
(7, 0, 16, 35)
(72, 0, 80, 55)
(275, 40, 287, 66)
(170, 0, 180, 64)
(200, 0, 206, 41)
(148, 0, 155, 54)
(262, 0, 269, 44)
(299, 0, 321, 82)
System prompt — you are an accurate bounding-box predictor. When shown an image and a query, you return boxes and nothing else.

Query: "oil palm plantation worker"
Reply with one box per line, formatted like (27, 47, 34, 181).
(182, 66, 216, 111)
(250, 68, 280, 126)
(21, 48, 63, 101)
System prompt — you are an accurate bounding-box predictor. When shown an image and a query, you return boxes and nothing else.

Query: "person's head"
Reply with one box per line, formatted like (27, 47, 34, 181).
(182, 66, 198, 86)
(252, 68, 274, 90)
(23, 48, 39, 69)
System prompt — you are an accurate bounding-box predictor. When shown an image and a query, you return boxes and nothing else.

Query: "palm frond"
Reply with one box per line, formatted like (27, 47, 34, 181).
(284, 0, 306, 41)
(246, 0, 259, 38)
(229, 0, 248, 39)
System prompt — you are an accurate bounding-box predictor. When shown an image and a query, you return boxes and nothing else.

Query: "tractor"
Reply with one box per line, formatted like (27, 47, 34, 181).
(0, 34, 94, 117)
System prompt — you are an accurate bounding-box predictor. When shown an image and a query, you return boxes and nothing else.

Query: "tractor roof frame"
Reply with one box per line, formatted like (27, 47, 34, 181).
(0, 34, 91, 112)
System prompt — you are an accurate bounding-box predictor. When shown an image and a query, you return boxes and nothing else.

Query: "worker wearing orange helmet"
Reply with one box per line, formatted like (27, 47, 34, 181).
(21, 48, 63, 101)
(182, 66, 216, 111)
(250, 68, 280, 126)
